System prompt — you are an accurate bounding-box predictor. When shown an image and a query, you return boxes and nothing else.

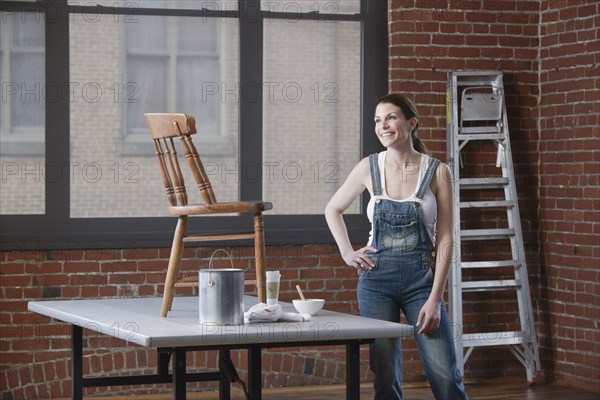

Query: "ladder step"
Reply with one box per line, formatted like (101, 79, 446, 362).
(463, 331, 531, 347)
(459, 178, 509, 189)
(460, 126, 502, 134)
(462, 279, 521, 292)
(460, 228, 515, 240)
(460, 260, 522, 269)
(458, 133, 505, 141)
(460, 200, 514, 208)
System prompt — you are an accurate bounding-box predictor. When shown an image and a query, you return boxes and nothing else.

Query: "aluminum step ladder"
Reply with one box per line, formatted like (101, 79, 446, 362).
(445, 71, 541, 384)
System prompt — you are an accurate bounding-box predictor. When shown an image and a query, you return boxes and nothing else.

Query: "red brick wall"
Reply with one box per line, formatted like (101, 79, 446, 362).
(0, 245, 371, 398)
(538, 0, 600, 391)
(388, 0, 599, 391)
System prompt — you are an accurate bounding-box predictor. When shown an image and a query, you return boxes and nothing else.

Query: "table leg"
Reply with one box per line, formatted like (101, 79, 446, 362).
(172, 348, 186, 400)
(71, 325, 83, 400)
(158, 351, 170, 378)
(218, 350, 231, 400)
(247, 345, 262, 400)
(346, 342, 360, 400)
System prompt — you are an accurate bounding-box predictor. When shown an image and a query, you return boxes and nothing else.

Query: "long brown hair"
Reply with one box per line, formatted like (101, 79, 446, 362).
(376, 93, 430, 155)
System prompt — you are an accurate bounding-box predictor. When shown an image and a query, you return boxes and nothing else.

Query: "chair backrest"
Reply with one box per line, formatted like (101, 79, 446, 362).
(144, 113, 217, 206)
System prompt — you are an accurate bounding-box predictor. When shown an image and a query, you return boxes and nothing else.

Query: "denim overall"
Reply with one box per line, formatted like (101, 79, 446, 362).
(358, 154, 467, 400)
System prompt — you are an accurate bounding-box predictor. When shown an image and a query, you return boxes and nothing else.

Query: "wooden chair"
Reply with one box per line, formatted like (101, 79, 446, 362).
(144, 113, 272, 317)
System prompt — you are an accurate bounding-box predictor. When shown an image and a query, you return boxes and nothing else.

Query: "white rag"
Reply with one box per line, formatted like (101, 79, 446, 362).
(244, 303, 311, 324)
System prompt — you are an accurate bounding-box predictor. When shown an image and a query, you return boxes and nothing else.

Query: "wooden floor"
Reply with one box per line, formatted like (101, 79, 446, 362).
(84, 377, 599, 400)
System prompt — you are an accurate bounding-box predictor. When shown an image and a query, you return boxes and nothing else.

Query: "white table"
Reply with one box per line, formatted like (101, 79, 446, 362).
(29, 296, 413, 400)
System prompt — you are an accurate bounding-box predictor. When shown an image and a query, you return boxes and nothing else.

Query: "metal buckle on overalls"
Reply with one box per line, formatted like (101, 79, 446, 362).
(375, 198, 381, 204)
(413, 201, 420, 208)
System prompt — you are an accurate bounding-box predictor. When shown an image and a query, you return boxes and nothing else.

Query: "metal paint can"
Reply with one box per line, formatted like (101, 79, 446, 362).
(199, 268, 244, 325)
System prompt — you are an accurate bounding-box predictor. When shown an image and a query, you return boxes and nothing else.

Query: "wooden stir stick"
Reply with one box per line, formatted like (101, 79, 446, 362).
(295, 284, 306, 300)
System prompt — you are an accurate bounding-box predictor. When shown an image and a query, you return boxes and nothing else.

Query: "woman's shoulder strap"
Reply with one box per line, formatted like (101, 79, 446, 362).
(415, 157, 441, 200)
(368, 153, 382, 196)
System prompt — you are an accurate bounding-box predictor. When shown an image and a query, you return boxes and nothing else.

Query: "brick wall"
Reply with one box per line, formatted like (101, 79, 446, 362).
(0, 245, 373, 398)
(538, 0, 600, 391)
(2, 0, 599, 398)
(388, 0, 599, 391)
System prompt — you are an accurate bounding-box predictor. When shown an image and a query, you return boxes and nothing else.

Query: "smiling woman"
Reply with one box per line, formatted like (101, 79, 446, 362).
(325, 93, 468, 400)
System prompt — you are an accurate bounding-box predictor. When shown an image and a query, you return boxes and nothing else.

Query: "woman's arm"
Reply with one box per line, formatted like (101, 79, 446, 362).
(325, 157, 376, 270)
(430, 162, 455, 301)
(417, 162, 454, 334)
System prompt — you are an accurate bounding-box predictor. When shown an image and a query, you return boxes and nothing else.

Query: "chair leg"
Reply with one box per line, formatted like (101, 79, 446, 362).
(162, 216, 187, 318)
(253, 212, 267, 304)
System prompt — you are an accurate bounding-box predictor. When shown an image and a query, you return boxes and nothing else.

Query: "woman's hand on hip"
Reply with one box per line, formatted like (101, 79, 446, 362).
(416, 298, 442, 335)
(343, 246, 377, 272)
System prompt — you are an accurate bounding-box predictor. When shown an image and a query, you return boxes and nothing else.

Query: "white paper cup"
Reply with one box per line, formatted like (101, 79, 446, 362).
(265, 270, 281, 305)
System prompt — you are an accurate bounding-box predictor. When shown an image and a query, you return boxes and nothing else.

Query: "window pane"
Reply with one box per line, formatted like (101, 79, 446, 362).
(69, 15, 239, 217)
(0, 12, 45, 215)
(178, 18, 218, 53)
(177, 56, 220, 133)
(12, 15, 45, 47)
(261, 0, 359, 14)
(126, 56, 168, 132)
(10, 53, 45, 129)
(126, 17, 168, 52)
(263, 19, 361, 215)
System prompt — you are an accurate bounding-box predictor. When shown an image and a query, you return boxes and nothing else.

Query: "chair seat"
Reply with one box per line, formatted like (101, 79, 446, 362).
(168, 201, 273, 216)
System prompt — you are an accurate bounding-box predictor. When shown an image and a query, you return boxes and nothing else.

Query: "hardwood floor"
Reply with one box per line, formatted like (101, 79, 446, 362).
(84, 377, 599, 400)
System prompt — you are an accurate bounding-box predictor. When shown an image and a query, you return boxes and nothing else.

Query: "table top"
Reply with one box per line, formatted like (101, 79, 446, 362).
(29, 296, 413, 348)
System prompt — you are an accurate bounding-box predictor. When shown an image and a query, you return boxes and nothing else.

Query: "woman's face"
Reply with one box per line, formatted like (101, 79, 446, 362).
(374, 102, 416, 148)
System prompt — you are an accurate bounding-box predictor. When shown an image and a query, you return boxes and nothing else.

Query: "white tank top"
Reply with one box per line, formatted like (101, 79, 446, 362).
(367, 151, 438, 245)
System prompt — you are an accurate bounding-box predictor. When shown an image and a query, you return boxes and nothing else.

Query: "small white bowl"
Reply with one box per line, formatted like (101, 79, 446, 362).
(293, 299, 325, 316)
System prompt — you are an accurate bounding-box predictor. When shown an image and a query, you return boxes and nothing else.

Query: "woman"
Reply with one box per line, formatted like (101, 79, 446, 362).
(325, 93, 468, 399)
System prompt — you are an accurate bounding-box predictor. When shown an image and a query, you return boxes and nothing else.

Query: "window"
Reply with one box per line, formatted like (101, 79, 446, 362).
(0, 10, 45, 215)
(0, 0, 387, 248)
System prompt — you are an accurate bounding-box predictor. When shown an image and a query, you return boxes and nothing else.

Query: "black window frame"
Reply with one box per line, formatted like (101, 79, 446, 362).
(0, 0, 387, 251)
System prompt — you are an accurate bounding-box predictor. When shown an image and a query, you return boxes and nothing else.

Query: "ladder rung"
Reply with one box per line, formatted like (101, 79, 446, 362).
(460, 260, 522, 269)
(459, 178, 509, 189)
(462, 279, 521, 291)
(460, 228, 515, 240)
(460, 200, 514, 208)
(183, 232, 255, 242)
(459, 126, 502, 134)
(458, 133, 505, 141)
(463, 331, 531, 347)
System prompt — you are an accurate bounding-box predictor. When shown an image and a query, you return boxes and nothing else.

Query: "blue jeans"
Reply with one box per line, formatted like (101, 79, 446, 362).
(358, 260, 467, 400)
